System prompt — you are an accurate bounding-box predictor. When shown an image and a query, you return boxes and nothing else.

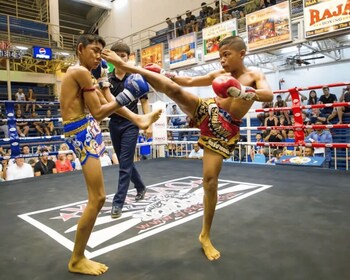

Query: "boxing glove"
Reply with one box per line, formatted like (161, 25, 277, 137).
(212, 76, 256, 100)
(115, 74, 150, 106)
(144, 63, 176, 79)
(91, 59, 110, 88)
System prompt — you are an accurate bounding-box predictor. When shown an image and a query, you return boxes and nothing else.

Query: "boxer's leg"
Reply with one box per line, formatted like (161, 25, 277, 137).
(199, 147, 223, 261)
(68, 157, 108, 275)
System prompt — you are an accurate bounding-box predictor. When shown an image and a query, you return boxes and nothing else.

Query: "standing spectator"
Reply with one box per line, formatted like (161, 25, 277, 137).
(5, 157, 34, 181)
(15, 88, 26, 111)
(15, 109, 29, 137)
(0, 111, 9, 138)
(187, 143, 203, 159)
(184, 10, 198, 34)
(318, 86, 337, 119)
(175, 15, 185, 37)
(306, 121, 333, 168)
(33, 146, 57, 176)
(165, 17, 175, 39)
(108, 41, 150, 219)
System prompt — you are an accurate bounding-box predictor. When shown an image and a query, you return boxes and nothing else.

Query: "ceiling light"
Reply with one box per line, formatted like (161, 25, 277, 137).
(16, 46, 28, 50)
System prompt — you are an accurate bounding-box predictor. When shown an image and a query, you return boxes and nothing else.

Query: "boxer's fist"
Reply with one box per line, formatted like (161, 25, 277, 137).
(212, 75, 256, 100)
(115, 74, 150, 106)
(91, 59, 110, 88)
(144, 63, 176, 79)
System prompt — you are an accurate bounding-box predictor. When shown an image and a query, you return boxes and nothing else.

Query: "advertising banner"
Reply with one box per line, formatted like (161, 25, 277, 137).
(202, 19, 237, 61)
(304, 0, 350, 38)
(246, 1, 292, 51)
(169, 33, 197, 69)
(141, 43, 164, 68)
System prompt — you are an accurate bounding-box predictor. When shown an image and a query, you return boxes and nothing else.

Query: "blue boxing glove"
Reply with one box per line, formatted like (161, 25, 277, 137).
(115, 74, 150, 106)
(91, 59, 110, 88)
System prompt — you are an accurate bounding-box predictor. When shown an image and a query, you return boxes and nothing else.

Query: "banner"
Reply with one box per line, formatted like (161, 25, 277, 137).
(141, 43, 164, 68)
(202, 19, 237, 61)
(151, 101, 167, 145)
(246, 1, 292, 51)
(304, 0, 350, 38)
(169, 33, 197, 69)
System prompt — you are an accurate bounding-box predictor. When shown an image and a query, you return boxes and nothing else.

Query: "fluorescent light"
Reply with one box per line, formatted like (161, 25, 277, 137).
(16, 46, 28, 50)
(60, 52, 70, 56)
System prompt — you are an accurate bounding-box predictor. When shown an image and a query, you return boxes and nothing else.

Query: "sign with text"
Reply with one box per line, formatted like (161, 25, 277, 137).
(169, 33, 197, 69)
(304, 0, 350, 38)
(247, 1, 292, 51)
(202, 19, 237, 62)
(32, 46, 52, 60)
(141, 43, 164, 68)
(151, 101, 167, 145)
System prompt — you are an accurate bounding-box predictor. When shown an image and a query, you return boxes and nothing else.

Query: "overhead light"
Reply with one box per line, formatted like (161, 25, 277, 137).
(16, 46, 28, 50)
(60, 52, 70, 56)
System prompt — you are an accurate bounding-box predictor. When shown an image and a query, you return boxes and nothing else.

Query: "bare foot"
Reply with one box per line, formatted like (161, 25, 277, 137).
(199, 234, 221, 261)
(68, 257, 108, 276)
(137, 109, 162, 130)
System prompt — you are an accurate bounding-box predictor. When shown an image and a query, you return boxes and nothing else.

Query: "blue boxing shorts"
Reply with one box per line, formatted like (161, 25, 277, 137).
(63, 114, 105, 165)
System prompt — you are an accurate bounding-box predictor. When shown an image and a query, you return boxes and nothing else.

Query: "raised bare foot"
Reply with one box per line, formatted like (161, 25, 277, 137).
(199, 234, 221, 261)
(138, 109, 162, 130)
(68, 257, 108, 276)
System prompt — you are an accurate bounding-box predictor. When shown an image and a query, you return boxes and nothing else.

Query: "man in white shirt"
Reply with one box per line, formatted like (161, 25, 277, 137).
(6, 157, 34, 181)
(188, 143, 204, 159)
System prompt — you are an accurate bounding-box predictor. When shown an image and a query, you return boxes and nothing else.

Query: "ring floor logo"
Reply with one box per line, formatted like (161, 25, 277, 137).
(18, 177, 272, 258)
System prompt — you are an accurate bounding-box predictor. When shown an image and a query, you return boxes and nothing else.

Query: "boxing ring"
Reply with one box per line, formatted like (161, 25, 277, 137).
(0, 83, 349, 279)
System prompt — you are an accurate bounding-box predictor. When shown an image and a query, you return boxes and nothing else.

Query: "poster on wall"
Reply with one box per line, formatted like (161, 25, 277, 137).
(141, 43, 164, 68)
(202, 19, 237, 62)
(304, 0, 350, 38)
(246, 1, 292, 51)
(169, 33, 197, 69)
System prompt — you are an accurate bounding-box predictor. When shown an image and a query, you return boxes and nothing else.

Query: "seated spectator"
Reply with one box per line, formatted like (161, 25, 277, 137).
(250, 132, 265, 161)
(0, 111, 8, 138)
(283, 130, 295, 155)
(264, 111, 279, 136)
(138, 133, 152, 160)
(165, 17, 175, 39)
(56, 152, 73, 173)
(25, 88, 38, 113)
(187, 143, 203, 159)
(184, 10, 198, 33)
(175, 15, 185, 37)
(328, 85, 350, 124)
(267, 148, 283, 164)
(319, 86, 337, 118)
(264, 129, 284, 146)
(257, 101, 273, 125)
(99, 151, 113, 167)
(32, 112, 50, 136)
(309, 108, 326, 124)
(66, 153, 82, 170)
(199, 2, 210, 30)
(15, 88, 26, 111)
(274, 94, 291, 124)
(45, 109, 56, 135)
(34, 146, 57, 176)
(306, 121, 333, 168)
(206, 7, 219, 27)
(304, 147, 315, 157)
(170, 104, 187, 127)
(22, 145, 37, 165)
(15, 109, 29, 137)
(6, 157, 34, 181)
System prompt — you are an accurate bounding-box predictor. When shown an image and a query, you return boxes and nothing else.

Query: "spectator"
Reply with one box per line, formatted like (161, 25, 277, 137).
(283, 130, 295, 155)
(267, 148, 283, 164)
(0, 111, 9, 138)
(257, 101, 273, 125)
(184, 10, 198, 34)
(56, 152, 73, 173)
(199, 2, 210, 30)
(306, 121, 333, 168)
(319, 86, 337, 118)
(44, 109, 56, 135)
(15, 109, 29, 137)
(328, 85, 350, 124)
(309, 108, 326, 124)
(307, 90, 318, 105)
(250, 132, 265, 161)
(304, 146, 314, 157)
(206, 7, 219, 27)
(138, 133, 153, 160)
(32, 112, 50, 136)
(15, 88, 26, 111)
(274, 94, 291, 124)
(6, 157, 34, 181)
(264, 129, 284, 147)
(25, 88, 38, 113)
(264, 110, 279, 137)
(66, 153, 82, 170)
(33, 146, 57, 176)
(99, 151, 112, 167)
(175, 15, 185, 37)
(22, 145, 37, 165)
(165, 17, 175, 39)
(170, 104, 187, 127)
(187, 143, 204, 159)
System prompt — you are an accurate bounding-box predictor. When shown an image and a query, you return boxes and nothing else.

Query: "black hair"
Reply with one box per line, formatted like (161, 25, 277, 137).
(75, 33, 106, 55)
(111, 41, 131, 56)
(219, 36, 246, 51)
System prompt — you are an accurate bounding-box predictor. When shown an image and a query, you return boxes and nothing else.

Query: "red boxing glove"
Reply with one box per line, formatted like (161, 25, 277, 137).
(212, 75, 256, 100)
(144, 63, 176, 79)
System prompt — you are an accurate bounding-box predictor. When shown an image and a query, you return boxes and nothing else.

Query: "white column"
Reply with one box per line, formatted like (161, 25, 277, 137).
(49, 0, 61, 47)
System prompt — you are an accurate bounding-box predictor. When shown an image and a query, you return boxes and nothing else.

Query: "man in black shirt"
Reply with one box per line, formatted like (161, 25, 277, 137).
(319, 86, 337, 118)
(108, 42, 151, 219)
(34, 146, 57, 176)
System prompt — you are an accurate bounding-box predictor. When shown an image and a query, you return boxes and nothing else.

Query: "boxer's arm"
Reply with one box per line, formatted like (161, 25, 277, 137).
(253, 71, 273, 102)
(171, 69, 225, 87)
